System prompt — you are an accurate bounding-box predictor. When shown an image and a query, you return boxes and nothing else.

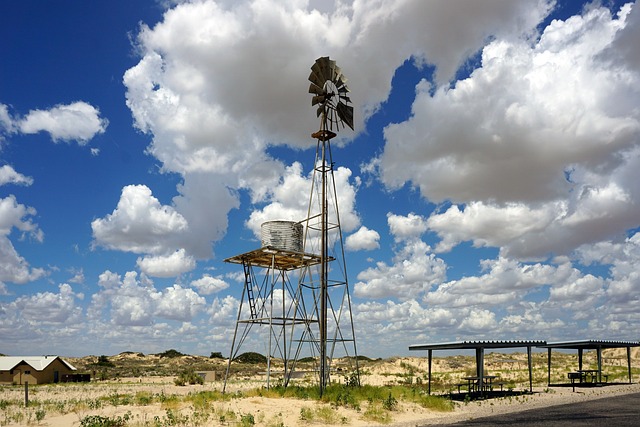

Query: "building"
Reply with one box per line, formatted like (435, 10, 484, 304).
(0, 356, 77, 385)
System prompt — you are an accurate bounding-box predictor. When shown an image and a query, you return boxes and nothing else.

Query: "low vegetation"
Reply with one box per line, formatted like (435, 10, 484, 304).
(233, 352, 268, 364)
(0, 348, 636, 426)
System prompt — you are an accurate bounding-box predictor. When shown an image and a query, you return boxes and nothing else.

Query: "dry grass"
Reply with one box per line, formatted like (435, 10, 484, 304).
(0, 348, 638, 426)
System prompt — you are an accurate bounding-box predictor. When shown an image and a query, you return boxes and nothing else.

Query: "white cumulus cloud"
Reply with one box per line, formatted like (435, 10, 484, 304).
(191, 274, 230, 295)
(136, 249, 196, 278)
(92, 184, 188, 254)
(345, 226, 380, 251)
(18, 101, 108, 144)
(0, 195, 45, 286)
(0, 165, 33, 187)
(379, 4, 640, 260)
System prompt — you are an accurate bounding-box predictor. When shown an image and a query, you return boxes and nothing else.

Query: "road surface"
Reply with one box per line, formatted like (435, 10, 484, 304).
(435, 392, 640, 426)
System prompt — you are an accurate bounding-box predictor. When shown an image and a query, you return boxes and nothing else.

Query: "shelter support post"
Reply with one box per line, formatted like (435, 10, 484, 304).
(547, 347, 551, 386)
(527, 346, 533, 392)
(475, 348, 485, 396)
(427, 349, 432, 395)
(578, 348, 583, 371)
(596, 345, 602, 383)
(627, 347, 632, 384)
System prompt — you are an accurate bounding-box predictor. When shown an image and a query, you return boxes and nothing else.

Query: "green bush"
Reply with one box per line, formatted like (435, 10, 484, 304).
(240, 413, 255, 426)
(94, 355, 115, 367)
(382, 393, 398, 411)
(174, 369, 204, 386)
(234, 352, 267, 364)
(79, 413, 130, 427)
(157, 349, 185, 358)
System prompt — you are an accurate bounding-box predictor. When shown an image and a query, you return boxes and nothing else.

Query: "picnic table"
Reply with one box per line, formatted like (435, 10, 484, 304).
(568, 369, 609, 391)
(578, 369, 599, 383)
(460, 375, 498, 393)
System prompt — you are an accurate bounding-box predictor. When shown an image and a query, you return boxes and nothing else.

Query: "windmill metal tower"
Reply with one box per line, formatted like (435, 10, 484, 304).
(300, 56, 359, 394)
(222, 57, 359, 395)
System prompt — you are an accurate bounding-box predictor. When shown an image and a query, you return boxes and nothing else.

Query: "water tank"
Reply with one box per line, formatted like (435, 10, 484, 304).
(261, 221, 303, 252)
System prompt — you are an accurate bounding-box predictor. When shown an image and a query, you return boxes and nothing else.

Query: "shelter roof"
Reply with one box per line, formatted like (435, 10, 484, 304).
(0, 356, 76, 371)
(409, 340, 546, 351)
(540, 340, 640, 349)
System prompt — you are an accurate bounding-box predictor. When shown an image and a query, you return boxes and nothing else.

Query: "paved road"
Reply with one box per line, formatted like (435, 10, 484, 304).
(435, 392, 640, 426)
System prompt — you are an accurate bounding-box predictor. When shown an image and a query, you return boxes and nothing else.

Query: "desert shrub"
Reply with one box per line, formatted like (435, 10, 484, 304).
(240, 413, 255, 426)
(344, 370, 360, 387)
(382, 393, 398, 411)
(363, 401, 392, 424)
(159, 393, 181, 410)
(135, 391, 154, 405)
(234, 352, 267, 364)
(174, 369, 204, 386)
(415, 393, 454, 412)
(106, 392, 132, 407)
(300, 407, 314, 421)
(210, 351, 224, 359)
(94, 355, 115, 367)
(275, 382, 453, 414)
(299, 406, 340, 424)
(79, 412, 131, 427)
(356, 355, 375, 361)
(315, 406, 340, 424)
(158, 349, 185, 358)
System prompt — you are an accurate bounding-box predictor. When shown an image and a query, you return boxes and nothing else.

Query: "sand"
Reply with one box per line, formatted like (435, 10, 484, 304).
(2, 351, 639, 426)
(2, 380, 639, 426)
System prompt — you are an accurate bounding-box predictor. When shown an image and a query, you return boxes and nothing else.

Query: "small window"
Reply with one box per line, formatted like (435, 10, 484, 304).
(24, 370, 31, 374)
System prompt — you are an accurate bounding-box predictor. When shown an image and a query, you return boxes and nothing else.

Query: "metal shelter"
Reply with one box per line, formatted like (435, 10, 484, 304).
(540, 340, 640, 385)
(409, 340, 546, 395)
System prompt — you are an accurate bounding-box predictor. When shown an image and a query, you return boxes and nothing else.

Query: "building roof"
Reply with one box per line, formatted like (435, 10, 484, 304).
(0, 356, 76, 372)
(409, 340, 546, 351)
(539, 340, 640, 349)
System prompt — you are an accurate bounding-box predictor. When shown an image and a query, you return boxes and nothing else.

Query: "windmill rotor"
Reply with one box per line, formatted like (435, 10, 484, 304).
(308, 56, 354, 131)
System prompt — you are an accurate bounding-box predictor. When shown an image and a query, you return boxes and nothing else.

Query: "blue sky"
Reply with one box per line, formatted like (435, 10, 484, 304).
(1, 0, 639, 358)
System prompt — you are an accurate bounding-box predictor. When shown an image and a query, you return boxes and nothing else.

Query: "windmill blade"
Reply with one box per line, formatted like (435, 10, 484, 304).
(309, 83, 325, 96)
(337, 81, 349, 93)
(339, 95, 351, 104)
(316, 105, 325, 118)
(328, 59, 336, 81)
(316, 57, 332, 82)
(312, 57, 329, 81)
(336, 102, 354, 130)
(311, 95, 326, 106)
(333, 65, 342, 81)
(309, 70, 325, 89)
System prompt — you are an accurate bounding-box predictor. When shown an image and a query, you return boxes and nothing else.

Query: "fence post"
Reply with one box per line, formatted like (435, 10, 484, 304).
(24, 381, 29, 407)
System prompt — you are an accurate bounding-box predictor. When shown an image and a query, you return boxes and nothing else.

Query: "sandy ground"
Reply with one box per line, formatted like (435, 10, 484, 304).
(2, 350, 639, 426)
(404, 383, 640, 426)
(2, 381, 639, 426)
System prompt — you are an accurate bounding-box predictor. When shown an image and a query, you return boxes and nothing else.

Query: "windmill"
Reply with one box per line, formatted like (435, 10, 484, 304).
(303, 56, 359, 395)
(222, 57, 359, 396)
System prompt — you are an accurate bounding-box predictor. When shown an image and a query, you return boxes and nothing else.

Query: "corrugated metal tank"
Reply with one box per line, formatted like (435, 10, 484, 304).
(261, 221, 303, 252)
